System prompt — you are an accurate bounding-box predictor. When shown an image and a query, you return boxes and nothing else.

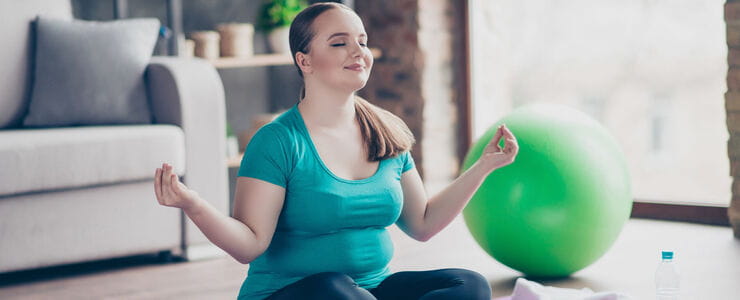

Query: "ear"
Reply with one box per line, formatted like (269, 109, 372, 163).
(295, 52, 313, 75)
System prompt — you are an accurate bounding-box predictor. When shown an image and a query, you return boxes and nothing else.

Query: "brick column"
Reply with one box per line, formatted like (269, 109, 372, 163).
(355, 0, 426, 177)
(419, 0, 464, 189)
(726, 0, 740, 238)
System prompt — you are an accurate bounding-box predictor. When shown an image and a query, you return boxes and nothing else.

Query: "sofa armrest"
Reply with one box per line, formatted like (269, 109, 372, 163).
(146, 56, 229, 251)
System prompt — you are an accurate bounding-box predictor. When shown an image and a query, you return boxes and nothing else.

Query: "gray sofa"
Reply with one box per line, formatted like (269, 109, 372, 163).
(0, 1, 229, 273)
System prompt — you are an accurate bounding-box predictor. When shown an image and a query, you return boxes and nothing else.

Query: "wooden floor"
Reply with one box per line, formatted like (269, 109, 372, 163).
(1, 217, 738, 299)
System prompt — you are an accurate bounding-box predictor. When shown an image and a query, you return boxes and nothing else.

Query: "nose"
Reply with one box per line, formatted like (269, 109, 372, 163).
(349, 41, 363, 57)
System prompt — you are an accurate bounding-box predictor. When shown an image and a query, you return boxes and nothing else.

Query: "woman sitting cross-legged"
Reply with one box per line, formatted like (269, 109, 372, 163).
(153, 2, 518, 299)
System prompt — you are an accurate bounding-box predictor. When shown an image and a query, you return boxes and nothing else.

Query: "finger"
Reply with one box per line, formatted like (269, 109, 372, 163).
(170, 173, 180, 196)
(504, 138, 516, 153)
(509, 137, 519, 150)
(509, 140, 520, 157)
(160, 164, 170, 199)
(504, 135, 517, 146)
(490, 125, 504, 151)
(154, 167, 163, 204)
(162, 164, 173, 198)
(502, 125, 516, 141)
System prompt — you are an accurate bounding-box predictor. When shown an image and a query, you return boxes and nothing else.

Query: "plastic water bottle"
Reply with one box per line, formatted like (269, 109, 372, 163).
(655, 250, 680, 300)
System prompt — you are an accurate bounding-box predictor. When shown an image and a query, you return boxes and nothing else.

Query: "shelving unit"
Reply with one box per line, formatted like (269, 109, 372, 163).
(110, 0, 380, 168)
(209, 53, 294, 68)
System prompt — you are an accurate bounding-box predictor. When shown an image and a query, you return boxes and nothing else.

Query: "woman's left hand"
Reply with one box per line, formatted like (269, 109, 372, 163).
(477, 124, 519, 174)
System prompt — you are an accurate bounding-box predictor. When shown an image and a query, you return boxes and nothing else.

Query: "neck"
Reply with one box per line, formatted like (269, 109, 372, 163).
(299, 82, 356, 128)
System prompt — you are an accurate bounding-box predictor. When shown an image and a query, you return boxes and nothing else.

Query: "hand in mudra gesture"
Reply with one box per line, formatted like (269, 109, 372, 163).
(154, 163, 201, 211)
(478, 124, 519, 173)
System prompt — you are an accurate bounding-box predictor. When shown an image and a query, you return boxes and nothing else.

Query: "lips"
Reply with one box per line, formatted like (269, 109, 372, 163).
(344, 63, 365, 71)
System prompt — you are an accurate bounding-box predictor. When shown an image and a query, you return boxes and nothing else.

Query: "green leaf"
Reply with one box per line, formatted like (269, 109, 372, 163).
(256, 0, 308, 32)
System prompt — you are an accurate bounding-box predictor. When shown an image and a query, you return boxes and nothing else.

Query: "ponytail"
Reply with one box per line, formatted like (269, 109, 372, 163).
(354, 96, 415, 161)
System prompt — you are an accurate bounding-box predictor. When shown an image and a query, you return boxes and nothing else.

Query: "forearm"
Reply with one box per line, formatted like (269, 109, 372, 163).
(183, 199, 262, 264)
(422, 161, 490, 238)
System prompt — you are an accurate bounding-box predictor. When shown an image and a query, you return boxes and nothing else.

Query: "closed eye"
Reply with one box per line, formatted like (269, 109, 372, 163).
(330, 40, 367, 47)
(332, 43, 367, 47)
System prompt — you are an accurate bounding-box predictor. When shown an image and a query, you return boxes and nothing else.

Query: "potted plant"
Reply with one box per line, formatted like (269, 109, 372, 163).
(256, 0, 307, 54)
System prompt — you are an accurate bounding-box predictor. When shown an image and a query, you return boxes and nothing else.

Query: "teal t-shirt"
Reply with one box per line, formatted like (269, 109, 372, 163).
(236, 104, 415, 300)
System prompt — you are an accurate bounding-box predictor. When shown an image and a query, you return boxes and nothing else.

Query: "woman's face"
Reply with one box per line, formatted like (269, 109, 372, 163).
(303, 8, 373, 92)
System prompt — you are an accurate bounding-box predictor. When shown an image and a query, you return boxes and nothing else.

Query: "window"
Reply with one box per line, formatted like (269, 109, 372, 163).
(469, 0, 729, 211)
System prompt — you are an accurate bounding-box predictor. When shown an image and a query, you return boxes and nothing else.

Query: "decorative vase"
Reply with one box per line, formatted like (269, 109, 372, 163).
(190, 31, 220, 60)
(267, 26, 291, 54)
(217, 23, 254, 57)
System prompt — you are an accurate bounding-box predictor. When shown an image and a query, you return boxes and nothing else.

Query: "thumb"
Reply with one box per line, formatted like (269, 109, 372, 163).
(170, 173, 183, 195)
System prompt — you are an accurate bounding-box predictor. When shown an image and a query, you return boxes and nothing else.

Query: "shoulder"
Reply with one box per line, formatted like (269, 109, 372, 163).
(247, 123, 296, 155)
(252, 110, 299, 143)
(255, 122, 290, 138)
(399, 151, 415, 172)
(385, 150, 415, 172)
(261, 107, 301, 137)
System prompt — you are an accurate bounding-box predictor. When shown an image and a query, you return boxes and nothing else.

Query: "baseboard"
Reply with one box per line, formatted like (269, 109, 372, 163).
(184, 243, 228, 261)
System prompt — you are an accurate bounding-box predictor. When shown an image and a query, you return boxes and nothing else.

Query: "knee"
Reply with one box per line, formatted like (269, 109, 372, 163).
(455, 269, 488, 284)
(442, 269, 491, 297)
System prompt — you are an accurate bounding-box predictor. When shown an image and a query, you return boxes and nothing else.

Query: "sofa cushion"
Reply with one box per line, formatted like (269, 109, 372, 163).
(0, 125, 185, 197)
(0, 0, 71, 129)
(22, 17, 159, 127)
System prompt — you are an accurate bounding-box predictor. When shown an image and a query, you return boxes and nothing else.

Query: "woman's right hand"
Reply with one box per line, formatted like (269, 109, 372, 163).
(154, 163, 202, 212)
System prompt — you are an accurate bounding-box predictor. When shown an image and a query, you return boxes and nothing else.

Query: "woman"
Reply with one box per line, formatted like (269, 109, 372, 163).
(154, 3, 518, 299)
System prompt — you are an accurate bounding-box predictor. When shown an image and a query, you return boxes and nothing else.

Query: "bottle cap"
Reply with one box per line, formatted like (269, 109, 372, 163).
(661, 251, 674, 260)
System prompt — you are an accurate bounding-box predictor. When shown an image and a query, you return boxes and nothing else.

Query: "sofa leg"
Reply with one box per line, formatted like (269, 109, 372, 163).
(157, 250, 172, 263)
(158, 250, 188, 263)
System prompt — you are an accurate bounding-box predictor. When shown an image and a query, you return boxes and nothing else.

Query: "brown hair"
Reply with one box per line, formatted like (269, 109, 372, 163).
(289, 3, 415, 161)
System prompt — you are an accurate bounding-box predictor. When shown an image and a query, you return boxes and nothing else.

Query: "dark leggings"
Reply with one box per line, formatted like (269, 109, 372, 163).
(265, 268, 491, 300)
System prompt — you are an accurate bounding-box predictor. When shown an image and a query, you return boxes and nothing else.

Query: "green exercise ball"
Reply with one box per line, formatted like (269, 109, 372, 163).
(462, 103, 632, 277)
